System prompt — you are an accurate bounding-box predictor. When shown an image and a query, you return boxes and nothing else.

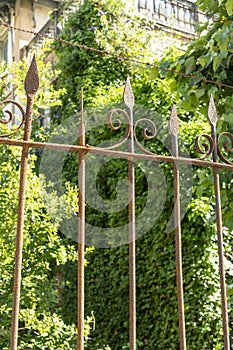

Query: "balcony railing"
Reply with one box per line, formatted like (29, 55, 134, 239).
(24, 2, 79, 58)
(137, 0, 204, 36)
(25, 0, 204, 56)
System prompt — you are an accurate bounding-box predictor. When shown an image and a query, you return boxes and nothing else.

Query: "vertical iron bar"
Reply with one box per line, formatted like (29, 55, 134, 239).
(10, 56, 39, 350)
(124, 77, 136, 350)
(213, 166, 230, 350)
(78, 88, 85, 350)
(128, 129, 136, 350)
(208, 97, 230, 350)
(170, 105, 186, 350)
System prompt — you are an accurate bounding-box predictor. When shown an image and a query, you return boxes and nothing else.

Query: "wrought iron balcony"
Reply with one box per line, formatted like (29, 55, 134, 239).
(137, 0, 203, 36)
(25, 2, 79, 58)
(25, 0, 204, 56)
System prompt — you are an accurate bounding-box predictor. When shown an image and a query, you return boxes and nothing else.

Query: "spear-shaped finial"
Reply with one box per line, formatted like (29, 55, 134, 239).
(169, 104, 179, 136)
(24, 55, 39, 97)
(208, 95, 218, 161)
(123, 76, 134, 110)
(208, 95, 218, 126)
(23, 55, 39, 140)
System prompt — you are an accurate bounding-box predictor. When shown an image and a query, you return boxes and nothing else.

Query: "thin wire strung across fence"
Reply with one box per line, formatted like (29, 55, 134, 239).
(1, 18, 233, 91)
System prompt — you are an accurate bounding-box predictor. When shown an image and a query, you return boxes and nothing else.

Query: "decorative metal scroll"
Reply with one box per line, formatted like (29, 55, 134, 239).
(103, 84, 233, 166)
(104, 77, 157, 154)
(217, 132, 233, 164)
(195, 133, 215, 159)
(195, 95, 233, 165)
(105, 108, 130, 149)
(0, 100, 25, 137)
(0, 55, 39, 139)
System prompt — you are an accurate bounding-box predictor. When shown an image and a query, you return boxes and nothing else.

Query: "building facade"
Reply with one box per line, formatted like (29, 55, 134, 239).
(0, 0, 62, 64)
(0, 0, 205, 65)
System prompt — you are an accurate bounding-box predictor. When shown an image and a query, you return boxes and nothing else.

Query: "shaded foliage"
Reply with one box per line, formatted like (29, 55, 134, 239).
(51, 0, 233, 349)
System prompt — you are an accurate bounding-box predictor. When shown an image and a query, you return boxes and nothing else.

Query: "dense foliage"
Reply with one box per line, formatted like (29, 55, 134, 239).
(159, 0, 233, 129)
(159, 0, 233, 335)
(52, 0, 178, 120)
(51, 0, 233, 349)
(0, 55, 93, 348)
(0, 144, 95, 349)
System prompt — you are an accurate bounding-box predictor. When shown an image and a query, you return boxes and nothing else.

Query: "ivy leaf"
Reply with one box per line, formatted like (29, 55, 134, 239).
(227, 53, 233, 68)
(213, 56, 222, 72)
(227, 286, 233, 296)
(185, 56, 196, 74)
(198, 53, 213, 68)
(213, 27, 229, 52)
(226, 0, 233, 15)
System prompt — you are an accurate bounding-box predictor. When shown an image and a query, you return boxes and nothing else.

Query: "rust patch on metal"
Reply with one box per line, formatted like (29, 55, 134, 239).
(0, 100, 25, 137)
(124, 76, 135, 110)
(169, 104, 179, 136)
(78, 88, 86, 350)
(24, 54, 39, 97)
(208, 95, 218, 125)
(10, 55, 39, 350)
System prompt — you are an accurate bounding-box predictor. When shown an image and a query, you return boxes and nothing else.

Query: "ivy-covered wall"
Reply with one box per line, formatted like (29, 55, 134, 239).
(52, 1, 233, 348)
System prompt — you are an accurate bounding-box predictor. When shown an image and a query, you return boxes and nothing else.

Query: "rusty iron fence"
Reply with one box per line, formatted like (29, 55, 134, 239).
(0, 56, 233, 350)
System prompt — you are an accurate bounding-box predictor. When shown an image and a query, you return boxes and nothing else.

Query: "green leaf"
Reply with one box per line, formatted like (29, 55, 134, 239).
(198, 53, 213, 68)
(224, 114, 233, 123)
(185, 56, 196, 74)
(193, 88, 205, 98)
(226, 53, 233, 68)
(213, 56, 222, 72)
(226, 0, 233, 15)
(213, 28, 229, 52)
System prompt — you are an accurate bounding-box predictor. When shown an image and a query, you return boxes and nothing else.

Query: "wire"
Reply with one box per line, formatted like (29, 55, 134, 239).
(1, 19, 233, 90)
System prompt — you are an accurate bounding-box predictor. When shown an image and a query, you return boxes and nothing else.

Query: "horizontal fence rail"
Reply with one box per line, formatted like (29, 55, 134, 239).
(0, 56, 232, 350)
(0, 137, 232, 170)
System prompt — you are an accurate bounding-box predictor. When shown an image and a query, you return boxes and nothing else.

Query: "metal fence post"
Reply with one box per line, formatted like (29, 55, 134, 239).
(170, 104, 186, 350)
(77, 88, 86, 350)
(10, 55, 39, 350)
(124, 77, 136, 350)
(208, 96, 230, 350)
